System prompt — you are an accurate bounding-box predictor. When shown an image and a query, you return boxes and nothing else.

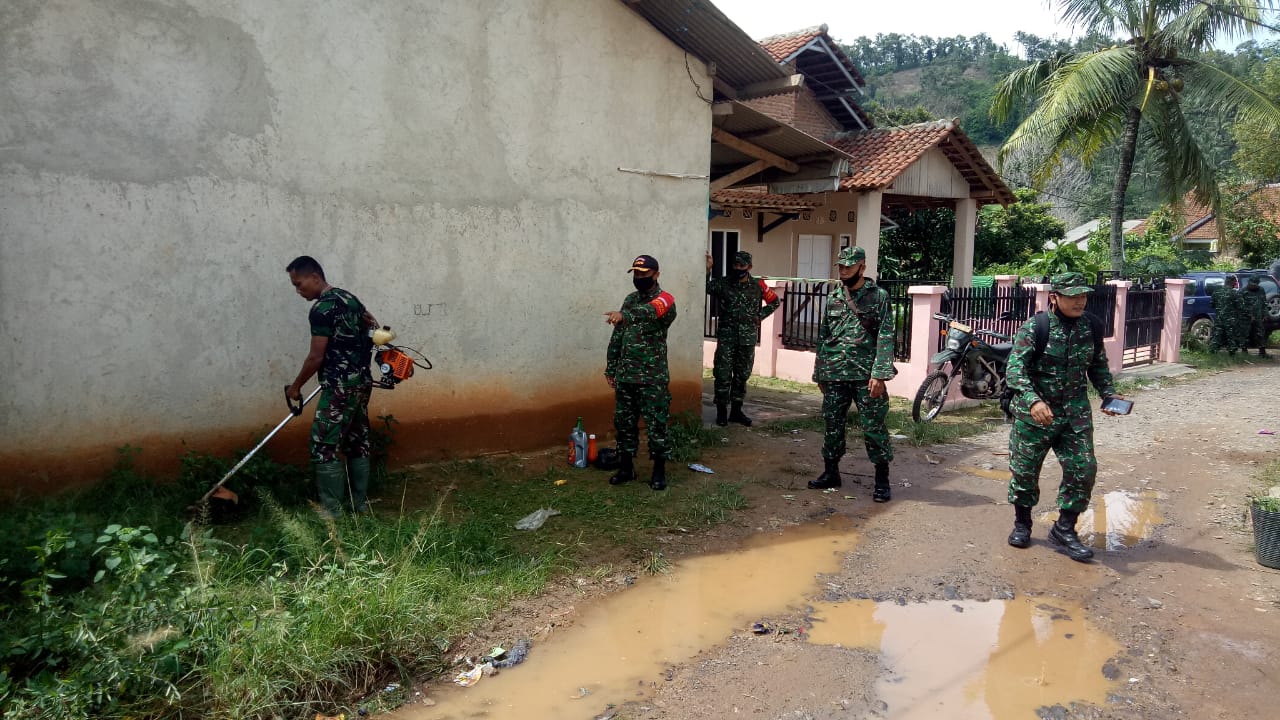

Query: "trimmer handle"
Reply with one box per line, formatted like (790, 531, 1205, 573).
(285, 385, 304, 416)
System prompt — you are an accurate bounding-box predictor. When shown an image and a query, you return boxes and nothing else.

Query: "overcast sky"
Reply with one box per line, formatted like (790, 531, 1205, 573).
(711, 0, 1275, 54)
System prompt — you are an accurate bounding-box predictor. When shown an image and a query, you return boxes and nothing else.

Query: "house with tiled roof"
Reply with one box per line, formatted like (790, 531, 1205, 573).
(1131, 184, 1280, 255)
(706, 24, 1011, 286)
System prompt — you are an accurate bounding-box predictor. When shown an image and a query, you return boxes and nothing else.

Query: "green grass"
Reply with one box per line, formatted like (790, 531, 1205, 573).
(0, 445, 748, 719)
(758, 398, 1004, 447)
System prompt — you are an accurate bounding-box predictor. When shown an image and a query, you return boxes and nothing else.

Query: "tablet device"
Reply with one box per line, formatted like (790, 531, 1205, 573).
(1101, 397, 1133, 415)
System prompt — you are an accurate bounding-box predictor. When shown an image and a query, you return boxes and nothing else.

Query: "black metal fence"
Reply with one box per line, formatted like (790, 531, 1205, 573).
(936, 284, 1037, 351)
(776, 279, 931, 362)
(1123, 282, 1166, 366)
(1085, 283, 1117, 337)
(779, 280, 828, 350)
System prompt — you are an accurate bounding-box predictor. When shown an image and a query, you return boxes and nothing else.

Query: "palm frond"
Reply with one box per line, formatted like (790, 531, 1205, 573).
(1140, 93, 1220, 209)
(1056, 0, 1143, 38)
(990, 58, 1060, 124)
(1180, 58, 1280, 128)
(999, 46, 1140, 169)
(1163, 0, 1272, 51)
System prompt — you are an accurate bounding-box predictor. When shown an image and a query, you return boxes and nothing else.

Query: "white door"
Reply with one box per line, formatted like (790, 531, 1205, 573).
(796, 234, 833, 280)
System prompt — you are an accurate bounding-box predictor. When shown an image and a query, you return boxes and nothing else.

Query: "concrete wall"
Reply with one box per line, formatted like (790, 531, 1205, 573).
(709, 191, 861, 278)
(0, 0, 712, 489)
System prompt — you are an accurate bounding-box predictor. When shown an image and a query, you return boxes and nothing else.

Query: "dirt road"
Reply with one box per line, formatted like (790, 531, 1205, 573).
(402, 362, 1280, 719)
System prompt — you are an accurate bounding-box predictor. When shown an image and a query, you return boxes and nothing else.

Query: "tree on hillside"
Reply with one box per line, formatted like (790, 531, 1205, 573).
(991, 0, 1280, 272)
(1231, 42, 1280, 181)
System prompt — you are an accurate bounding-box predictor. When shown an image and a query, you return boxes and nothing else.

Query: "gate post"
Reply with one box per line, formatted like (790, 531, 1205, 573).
(887, 285, 947, 399)
(1106, 280, 1131, 375)
(752, 279, 786, 378)
(1161, 279, 1192, 363)
(1029, 283, 1053, 312)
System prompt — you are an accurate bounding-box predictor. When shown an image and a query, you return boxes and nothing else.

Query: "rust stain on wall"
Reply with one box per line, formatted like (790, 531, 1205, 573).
(1, 376, 702, 496)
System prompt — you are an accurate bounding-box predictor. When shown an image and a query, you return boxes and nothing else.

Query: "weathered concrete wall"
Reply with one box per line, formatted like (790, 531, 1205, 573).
(0, 0, 712, 489)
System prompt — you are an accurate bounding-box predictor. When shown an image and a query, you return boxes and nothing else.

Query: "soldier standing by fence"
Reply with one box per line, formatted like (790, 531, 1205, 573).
(706, 251, 781, 427)
(1241, 276, 1269, 357)
(808, 246, 896, 502)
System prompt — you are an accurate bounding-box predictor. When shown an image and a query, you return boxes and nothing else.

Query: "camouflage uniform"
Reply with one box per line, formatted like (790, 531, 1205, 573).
(606, 279, 677, 460)
(707, 251, 780, 406)
(1209, 282, 1246, 353)
(1005, 287, 1115, 514)
(1240, 279, 1268, 352)
(309, 287, 374, 464)
(812, 256, 896, 466)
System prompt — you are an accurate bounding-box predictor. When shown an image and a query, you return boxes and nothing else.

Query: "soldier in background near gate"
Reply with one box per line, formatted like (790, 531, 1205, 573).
(1209, 274, 1245, 355)
(706, 251, 780, 427)
(1240, 276, 1269, 357)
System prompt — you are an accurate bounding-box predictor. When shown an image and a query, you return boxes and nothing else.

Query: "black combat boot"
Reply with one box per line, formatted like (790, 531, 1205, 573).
(1049, 509, 1095, 561)
(609, 452, 635, 485)
(808, 458, 842, 489)
(1007, 505, 1033, 548)
(872, 462, 891, 503)
(715, 403, 729, 427)
(649, 457, 667, 491)
(728, 401, 753, 426)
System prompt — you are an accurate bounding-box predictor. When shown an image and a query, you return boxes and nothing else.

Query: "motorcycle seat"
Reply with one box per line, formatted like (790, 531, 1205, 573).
(990, 342, 1013, 355)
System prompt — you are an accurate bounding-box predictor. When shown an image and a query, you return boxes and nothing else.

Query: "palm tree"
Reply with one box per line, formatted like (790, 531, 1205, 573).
(992, 0, 1280, 271)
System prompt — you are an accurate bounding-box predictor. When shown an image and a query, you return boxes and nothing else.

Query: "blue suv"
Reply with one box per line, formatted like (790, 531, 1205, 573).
(1182, 270, 1280, 344)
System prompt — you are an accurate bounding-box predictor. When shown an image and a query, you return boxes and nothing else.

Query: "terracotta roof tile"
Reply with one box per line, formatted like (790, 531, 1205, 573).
(711, 188, 819, 211)
(758, 26, 826, 62)
(827, 121, 955, 190)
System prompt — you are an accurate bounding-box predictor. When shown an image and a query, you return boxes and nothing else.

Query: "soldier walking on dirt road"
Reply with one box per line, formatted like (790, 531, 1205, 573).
(1004, 272, 1125, 562)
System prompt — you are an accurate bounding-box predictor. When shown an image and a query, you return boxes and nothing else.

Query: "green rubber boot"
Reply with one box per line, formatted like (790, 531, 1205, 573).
(314, 461, 347, 519)
(347, 456, 371, 513)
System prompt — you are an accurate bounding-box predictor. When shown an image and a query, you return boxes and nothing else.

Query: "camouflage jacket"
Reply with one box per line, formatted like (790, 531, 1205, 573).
(706, 273, 780, 345)
(812, 280, 896, 382)
(606, 284, 677, 384)
(1241, 285, 1267, 323)
(309, 287, 373, 388)
(1006, 311, 1115, 432)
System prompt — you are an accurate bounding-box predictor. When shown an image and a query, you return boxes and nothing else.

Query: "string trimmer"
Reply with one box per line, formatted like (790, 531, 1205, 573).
(196, 327, 432, 505)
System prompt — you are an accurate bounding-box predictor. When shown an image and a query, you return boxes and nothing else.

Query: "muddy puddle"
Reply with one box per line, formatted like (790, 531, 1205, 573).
(1039, 489, 1164, 550)
(392, 515, 860, 719)
(806, 597, 1121, 719)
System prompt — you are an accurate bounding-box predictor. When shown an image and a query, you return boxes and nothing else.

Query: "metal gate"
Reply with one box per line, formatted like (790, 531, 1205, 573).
(1123, 283, 1165, 367)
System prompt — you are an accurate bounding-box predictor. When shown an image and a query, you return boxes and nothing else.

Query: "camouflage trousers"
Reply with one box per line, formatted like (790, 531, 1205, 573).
(819, 381, 892, 464)
(310, 383, 372, 464)
(614, 382, 671, 460)
(1007, 418, 1097, 513)
(712, 341, 755, 405)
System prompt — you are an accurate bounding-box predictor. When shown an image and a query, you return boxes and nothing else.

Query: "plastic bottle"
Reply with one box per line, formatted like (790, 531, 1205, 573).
(587, 434, 598, 464)
(570, 417, 589, 468)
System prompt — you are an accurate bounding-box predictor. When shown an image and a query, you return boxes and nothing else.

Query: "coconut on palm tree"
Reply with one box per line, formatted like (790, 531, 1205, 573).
(992, 0, 1280, 271)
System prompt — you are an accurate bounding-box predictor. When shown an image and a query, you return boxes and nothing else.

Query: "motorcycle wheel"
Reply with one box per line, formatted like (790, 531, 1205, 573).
(912, 370, 950, 423)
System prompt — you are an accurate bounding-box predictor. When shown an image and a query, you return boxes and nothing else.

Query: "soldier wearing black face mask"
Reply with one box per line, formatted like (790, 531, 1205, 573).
(706, 251, 780, 425)
(604, 255, 678, 490)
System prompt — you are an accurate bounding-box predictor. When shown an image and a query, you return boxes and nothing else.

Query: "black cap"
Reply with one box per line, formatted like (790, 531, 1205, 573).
(628, 254, 659, 273)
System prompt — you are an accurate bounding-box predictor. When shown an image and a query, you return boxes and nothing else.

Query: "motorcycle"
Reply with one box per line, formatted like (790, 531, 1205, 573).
(911, 312, 1014, 423)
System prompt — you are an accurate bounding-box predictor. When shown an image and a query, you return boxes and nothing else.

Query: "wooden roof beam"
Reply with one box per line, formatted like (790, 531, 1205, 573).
(710, 160, 768, 192)
(711, 128, 800, 174)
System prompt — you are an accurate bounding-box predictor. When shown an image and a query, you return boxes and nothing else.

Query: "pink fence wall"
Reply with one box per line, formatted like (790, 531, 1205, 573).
(703, 278, 1187, 401)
